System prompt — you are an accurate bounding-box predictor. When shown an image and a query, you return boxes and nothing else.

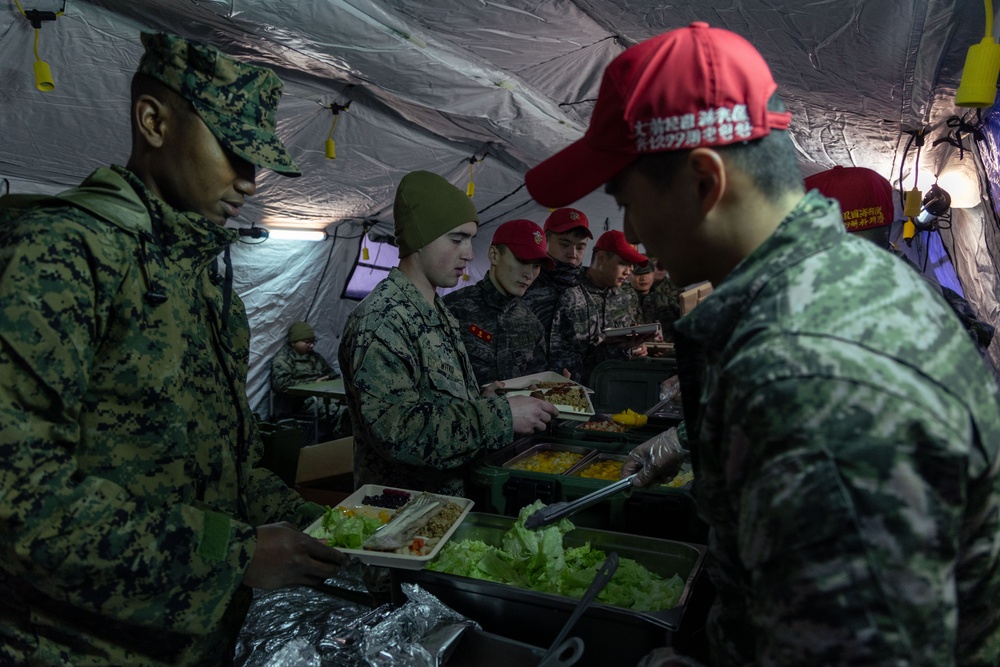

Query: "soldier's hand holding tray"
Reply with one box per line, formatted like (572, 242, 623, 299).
(508, 394, 560, 434)
(243, 522, 350, 589)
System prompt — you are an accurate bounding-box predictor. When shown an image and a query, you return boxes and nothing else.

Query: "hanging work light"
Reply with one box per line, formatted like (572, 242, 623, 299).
(955, 0, 1000, 107)
(13, 1, 64, 92)
(466, 157, 477, 198)
(915, 183, 952, 228)
(325, 102, 350, 159)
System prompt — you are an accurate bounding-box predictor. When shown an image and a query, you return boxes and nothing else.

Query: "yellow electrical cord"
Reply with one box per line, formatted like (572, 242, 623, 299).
(12, 0, 65, 92)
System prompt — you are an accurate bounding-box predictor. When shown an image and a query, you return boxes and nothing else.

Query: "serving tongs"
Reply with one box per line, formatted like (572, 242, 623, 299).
(524, 474, 637, 530)
(537, 551, 619, 666)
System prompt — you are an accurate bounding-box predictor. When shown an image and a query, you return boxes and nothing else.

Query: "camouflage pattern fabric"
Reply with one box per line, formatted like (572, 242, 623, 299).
(0, 166, 322, 666)
(269, 345, 346, 427)
(673, 190, 1000, 666)
(520, 260, 583, 337)
(442, 276, 548, 385)
(137, 32, 300, 176)
(940, 285, 995, 356)
(548, 272, 640, 384)
(270, 345, 335, 393)
(623, 277, 682, 342)
(338, 268, 514, 497)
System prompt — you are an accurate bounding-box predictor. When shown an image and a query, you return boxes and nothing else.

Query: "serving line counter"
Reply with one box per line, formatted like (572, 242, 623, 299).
(237, 526, 712, 667)
(238, 472, 711, 665)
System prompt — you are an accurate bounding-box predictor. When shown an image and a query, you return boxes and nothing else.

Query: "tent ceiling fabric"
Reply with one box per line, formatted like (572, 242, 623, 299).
(0, 0, 987, 234)
(2, 1, 999, 400)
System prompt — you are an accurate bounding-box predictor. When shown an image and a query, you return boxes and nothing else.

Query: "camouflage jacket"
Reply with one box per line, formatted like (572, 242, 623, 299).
(674, 190, 1000, 666)
(339, 268, 514, 497)
(520, 260, 583, 337)
(549, 272, 639, 384)
(624, 279, 683, 343)
(270, 345, 335, 392)
(0, 167, 322, 666)
(442, 276, 548, 385)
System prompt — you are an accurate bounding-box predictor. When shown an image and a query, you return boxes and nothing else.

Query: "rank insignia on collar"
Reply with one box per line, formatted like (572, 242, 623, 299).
(469, 324, 493, 342)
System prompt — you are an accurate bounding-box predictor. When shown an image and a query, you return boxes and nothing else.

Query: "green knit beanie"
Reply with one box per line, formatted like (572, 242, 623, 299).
(288, 321, 314, 343)
(393, 171, 479, 257)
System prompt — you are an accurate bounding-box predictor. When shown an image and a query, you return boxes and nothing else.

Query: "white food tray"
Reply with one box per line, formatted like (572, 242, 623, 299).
(306, 484, 474, 570)
(495, 372, 595, 422)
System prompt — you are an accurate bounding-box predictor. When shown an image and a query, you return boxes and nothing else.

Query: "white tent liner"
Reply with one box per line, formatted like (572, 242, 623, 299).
(2, 0, 998, 408)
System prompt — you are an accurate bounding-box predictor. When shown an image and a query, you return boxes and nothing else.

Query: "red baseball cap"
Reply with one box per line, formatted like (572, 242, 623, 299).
(804, 166, 895, 232)
(594, 230, 648, 267)
(543, 208, 593, 238)
(526, 22, 792, 208)
(492, 219, 555, 270)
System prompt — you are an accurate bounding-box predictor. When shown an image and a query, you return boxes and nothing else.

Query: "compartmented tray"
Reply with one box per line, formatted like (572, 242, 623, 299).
(495, 372, 596, 422)
(305, 484, 474, 570)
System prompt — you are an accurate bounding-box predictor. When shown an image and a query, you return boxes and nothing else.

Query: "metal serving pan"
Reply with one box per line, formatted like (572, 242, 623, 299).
(393, 512, 706, 667)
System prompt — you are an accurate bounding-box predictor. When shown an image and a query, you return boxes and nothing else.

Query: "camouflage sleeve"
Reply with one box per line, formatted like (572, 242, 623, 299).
(0, 217, 254, 635)
(269, 346, 296, 392)
(346, 316, 513, 469)
(548, 289, 589, 382)
(713, 374, 1000, 666)
(244, 418, 324, 528)
(528, 316, 550, 375)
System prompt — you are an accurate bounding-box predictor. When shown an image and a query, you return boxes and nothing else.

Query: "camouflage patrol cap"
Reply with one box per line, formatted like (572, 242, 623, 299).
(137, 32, 301, 177)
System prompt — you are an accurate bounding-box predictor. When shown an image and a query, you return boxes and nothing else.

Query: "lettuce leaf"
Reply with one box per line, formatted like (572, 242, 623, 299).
(426, 500, 683, 611)
(308, 507, 383, 549)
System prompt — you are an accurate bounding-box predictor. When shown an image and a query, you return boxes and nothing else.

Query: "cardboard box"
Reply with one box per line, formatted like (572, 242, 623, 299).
(296, 436, 353, 483)
(295, 436, 355, 507)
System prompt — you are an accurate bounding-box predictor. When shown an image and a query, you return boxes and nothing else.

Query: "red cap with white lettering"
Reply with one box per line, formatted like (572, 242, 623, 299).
(526, 22, 791, 208)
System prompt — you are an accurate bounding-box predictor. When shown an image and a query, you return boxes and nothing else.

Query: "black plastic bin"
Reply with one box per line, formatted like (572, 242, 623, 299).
(589, 357, 677, 415)
(257, 419, 309, 486)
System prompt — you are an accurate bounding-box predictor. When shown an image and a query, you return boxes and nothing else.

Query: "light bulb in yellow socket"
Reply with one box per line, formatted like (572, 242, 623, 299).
(325, 138, 336, 160)
(956, 36, 1000, 107)
(362, 246, 369, 260)
(462, 273, 469, 281)
(34, 60, 54, 91)
(903, 187, 922, 218)
(902, 218, 916, 244)
(466, 182, 475, 198)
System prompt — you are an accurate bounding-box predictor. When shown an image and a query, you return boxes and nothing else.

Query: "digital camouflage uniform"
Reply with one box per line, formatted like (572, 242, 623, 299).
(270, 344, 335, 393)
(675, 191, 1000, 666)
(549, 272, 640, 384)
(269, 344, 347, 429)
(623, 277, 683, 343)
(339, 268, 514, 497)
(0, 167, 323, 666)
(520, 260, 583, 338)
(442, 276, 548, 386)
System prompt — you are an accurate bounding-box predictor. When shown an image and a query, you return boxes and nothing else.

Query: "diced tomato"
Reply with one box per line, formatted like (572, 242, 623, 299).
(409, 538, 425, 554)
